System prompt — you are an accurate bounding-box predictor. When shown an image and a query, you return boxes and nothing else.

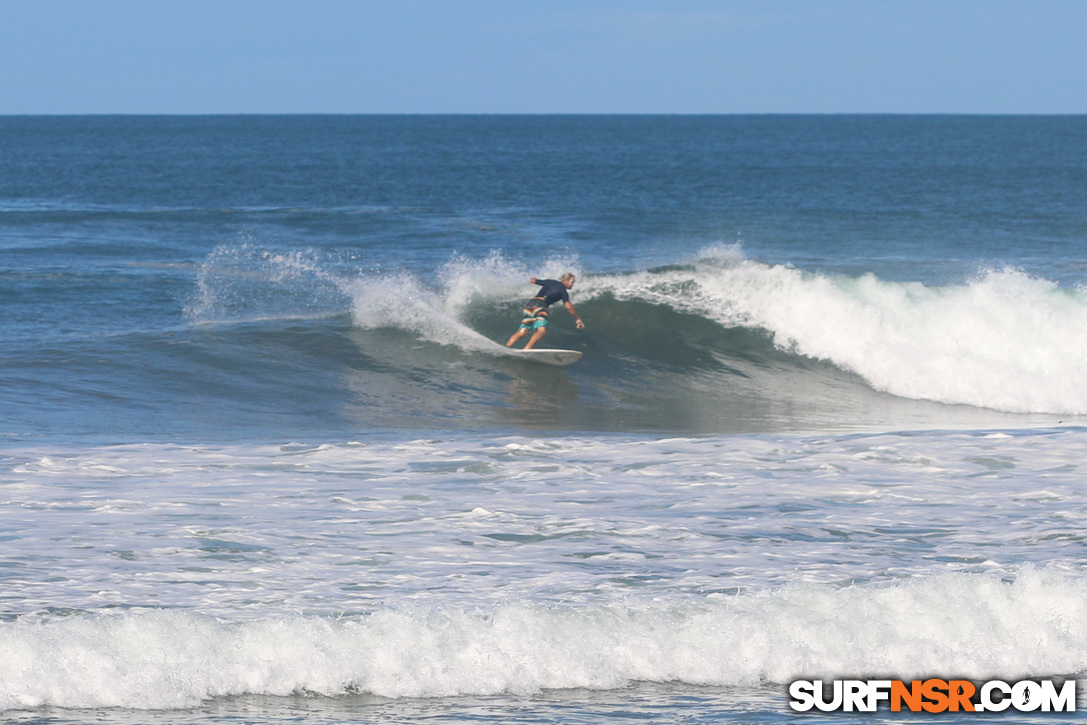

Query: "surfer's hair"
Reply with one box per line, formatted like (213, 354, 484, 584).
(560, 272, 575, 282)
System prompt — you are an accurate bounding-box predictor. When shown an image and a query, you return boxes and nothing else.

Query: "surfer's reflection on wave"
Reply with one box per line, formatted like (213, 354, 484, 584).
(502, 367, 580, 429)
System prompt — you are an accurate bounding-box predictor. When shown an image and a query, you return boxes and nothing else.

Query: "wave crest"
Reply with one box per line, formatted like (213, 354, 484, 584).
(587, 254, 1087, 415)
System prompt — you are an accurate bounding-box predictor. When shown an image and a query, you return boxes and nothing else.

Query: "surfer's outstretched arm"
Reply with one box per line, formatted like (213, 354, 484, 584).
(564, 301, 586, 330)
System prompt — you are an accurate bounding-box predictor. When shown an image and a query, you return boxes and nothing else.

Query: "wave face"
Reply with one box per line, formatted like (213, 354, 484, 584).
(6, 242, 1077, 441)
(162, 244, 1078, 438)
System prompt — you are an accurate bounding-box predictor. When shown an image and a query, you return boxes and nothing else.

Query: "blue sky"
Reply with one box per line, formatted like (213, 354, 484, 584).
(2, 0, 1085, 114)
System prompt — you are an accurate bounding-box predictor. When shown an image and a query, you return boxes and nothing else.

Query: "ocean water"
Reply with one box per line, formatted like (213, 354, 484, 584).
(2, 115, 1087, 723)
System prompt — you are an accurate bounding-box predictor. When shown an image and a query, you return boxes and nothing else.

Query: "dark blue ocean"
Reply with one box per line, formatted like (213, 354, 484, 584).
(3, 115, 1087, 723)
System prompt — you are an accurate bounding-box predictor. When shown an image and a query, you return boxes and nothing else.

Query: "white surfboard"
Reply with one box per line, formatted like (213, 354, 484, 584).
(507, 348, 582, 366)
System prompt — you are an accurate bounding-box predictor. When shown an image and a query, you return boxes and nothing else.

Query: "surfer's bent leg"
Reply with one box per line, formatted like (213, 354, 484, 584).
(506, 327, 528, 347)
(523, 311, 548, 350)
(508, 305, 547, 348)
(524, 326, 547, 350)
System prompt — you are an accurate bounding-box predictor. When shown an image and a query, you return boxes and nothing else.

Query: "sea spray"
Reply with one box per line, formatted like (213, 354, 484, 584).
(185, 243, 349, 324)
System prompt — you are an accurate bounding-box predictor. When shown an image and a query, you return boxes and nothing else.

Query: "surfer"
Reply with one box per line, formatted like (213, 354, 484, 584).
(506, 273, 586, 350)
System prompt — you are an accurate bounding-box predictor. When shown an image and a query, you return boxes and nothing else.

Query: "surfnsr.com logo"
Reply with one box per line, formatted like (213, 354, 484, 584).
(788, 679, 1077, 713)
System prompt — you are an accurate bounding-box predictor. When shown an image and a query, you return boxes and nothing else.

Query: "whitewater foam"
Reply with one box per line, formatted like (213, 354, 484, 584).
(588, 250, 1087, 415)
(3, 569, 1085, 710)
(5, 431, 1087, 621)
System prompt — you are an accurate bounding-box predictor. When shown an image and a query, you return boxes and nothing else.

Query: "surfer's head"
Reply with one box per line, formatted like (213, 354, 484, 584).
(561, 272, 576, 288)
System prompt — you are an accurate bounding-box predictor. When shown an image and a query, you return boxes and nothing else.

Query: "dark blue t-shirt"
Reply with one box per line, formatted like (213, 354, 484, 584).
(532, 279, 570, 307)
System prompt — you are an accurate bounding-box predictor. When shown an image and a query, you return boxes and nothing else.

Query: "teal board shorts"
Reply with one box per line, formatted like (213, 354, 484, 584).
(519, 304, 549, 330)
